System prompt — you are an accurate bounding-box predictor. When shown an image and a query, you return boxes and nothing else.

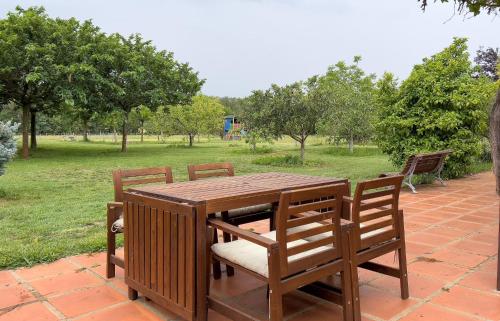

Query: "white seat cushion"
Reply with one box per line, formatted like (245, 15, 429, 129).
(211, 230, 330, 277)
(215, 203, 273, 218)
(111, 217, 124, 233)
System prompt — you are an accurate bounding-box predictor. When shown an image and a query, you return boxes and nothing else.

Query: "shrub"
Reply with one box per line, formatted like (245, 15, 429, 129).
(253, 154, 321, 167)
(375, 38, 497, 178)
(0, 121, 19, 176)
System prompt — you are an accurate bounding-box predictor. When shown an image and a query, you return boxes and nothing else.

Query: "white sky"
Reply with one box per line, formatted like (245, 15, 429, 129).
(1, 0, 498, 97)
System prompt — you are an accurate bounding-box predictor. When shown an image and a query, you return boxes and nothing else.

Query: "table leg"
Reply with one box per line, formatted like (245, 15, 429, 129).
(196, 205, 208, 321)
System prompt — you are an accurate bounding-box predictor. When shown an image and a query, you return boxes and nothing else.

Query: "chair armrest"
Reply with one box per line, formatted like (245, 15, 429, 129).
(107, 202, 123, 222)
(342, 196, 353, 203)
(107, 202, 123, 210)
(340, 219, 355, 231)
(208, 219, 277, 249)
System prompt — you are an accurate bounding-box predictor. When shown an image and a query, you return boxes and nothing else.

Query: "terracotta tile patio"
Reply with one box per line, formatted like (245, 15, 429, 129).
(0, 172, 498, 321)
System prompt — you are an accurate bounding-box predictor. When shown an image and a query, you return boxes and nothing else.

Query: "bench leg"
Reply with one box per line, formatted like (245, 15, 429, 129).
(404, 175, 417, 194)
(436, 171, 446, 186)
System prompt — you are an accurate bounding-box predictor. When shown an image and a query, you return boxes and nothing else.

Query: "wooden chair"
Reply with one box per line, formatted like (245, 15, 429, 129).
(107, 166, 173, 278)
(344, 175, 408, 321)
(188, 162, 274, 278)
(205, 183, 356, 321)
(380, 150, 452, 193)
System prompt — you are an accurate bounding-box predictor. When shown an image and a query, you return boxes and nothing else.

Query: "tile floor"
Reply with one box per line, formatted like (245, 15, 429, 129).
(0, 172, 498, 321)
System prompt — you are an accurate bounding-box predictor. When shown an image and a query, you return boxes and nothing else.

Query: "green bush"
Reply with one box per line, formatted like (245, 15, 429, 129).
(375, 38, 497, 178)
(0, 121, 18, 176)
(253, 154, 321, 167)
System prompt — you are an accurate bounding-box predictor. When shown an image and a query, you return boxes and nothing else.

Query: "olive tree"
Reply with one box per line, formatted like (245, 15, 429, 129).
(316, 57, 376, 152)
(169, 95, 225, 146)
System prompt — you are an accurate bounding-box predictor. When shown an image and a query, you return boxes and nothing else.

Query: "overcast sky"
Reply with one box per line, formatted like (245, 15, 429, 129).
(1, 0, 498, 97)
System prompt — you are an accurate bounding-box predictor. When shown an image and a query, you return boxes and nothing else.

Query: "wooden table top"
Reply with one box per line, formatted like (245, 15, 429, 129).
(128, 172, 347, 209)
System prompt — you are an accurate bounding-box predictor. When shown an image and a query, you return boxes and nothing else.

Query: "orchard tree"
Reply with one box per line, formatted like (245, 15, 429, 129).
(316, 57, 376, 152)
(376, 38, 496, 178)
(170, 95, 225, 147)
(147, 105, 172, 142)
(106, 33, 203, 152)
(249, 80, 324, 163)
(0, 7, 68, 158)
(130, 105, 152, 142)
(101, 110, 123, 143)
(241, 94, 274, 151)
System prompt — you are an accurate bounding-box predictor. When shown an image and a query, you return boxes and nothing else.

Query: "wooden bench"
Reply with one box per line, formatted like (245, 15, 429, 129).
(380, 150, 452, 193)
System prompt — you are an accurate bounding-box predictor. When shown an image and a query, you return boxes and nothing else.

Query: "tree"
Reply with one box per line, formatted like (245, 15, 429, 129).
(247, 80, 324, 162)
(376, 38, 496, 178)
(62, 19, 115, 142)
(100, 110, 124, 143)
(106, 34, 203, 152)
(0, 121, 18, 176)
(170, 95, 225, 147)
(0, 7, 68, 158)
(474, 47, 499, 81)
(146, 105, 172, 142)
(130, 105, 152, 142)
(316, 57, 376, 152)
(419, 0, 500, 15)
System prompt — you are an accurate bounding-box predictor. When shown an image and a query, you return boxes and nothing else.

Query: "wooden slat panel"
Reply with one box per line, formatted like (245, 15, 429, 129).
(360, 208, 393, 223)
(360, 219, 393, 234)
(145, 205, 151, 288)
(360, 198, 393, 211)
(287, 224, 333, 242)
(139, 205, 145, 285)
(185, 213, 194, 310)
(195, 171, 230, 179)
(288, 199, 336, 215)
(360, 188, 395, 200)
(287, 212, 331, 228)
(360, 230, 396, 249)
(157, 210, 164, 296)
(164, 210, 171, 299)
(178, 214, 186, 307)
(287, 236, 335, 256)
(122, 176, 169, 186)
(171, 212, 178, 303)
(133, 203, 139, 281)
(151, 208, 157, 292)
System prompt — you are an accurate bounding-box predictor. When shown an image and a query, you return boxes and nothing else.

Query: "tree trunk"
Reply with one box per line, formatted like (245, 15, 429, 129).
(30, 111, 37, 150)
(491, 89, 500, 291)
(490, 88, 500, 195)
(22, 105, 29, 159)
(113, 129, 117, 143)
(300, 139, 305, 164)
(82, 119, 89, 142)
(348, 134, 354, 153)
(189, 134, 194, 147)
(140, 121, 144, 143)
(121, 113, 129, 152)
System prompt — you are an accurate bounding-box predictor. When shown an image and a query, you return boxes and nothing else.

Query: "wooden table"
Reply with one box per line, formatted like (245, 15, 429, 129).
(123, 172, 347, 321)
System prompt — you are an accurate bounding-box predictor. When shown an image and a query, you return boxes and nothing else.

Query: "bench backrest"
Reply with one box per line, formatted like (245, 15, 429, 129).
(113, 167, 174, 202)
(400, 150, 452, 176)
(187, 162, 234, 181)
(351, 175, 404, 251)
(275, 183, 348, 277)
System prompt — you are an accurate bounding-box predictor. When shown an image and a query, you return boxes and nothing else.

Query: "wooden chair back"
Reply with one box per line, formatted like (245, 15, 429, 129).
(113, 167, 174, 202)
(400, 150, 452, 176)
(351, 175, 404, 251)
(187, 162, 234, 181)
(275, 183, 348, 277)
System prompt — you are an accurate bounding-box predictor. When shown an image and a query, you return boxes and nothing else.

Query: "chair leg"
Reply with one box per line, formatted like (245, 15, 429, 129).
(212, 228, 222, 280)
(340, 270, 354, 321)
(268, 289, 283, 321)
(398, 247, 409, 299)
(106, 229, 116, 279)
(398, 212, 410, 299)
(222, 231, 235, 277)
(128, 287, 138, 300)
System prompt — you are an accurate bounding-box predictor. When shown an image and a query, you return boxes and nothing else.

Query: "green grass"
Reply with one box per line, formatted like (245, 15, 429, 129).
(0, 135, 490, 269)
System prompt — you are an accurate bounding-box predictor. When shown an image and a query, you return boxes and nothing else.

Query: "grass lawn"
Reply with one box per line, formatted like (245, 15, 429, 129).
(0, 135, 490, 269)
